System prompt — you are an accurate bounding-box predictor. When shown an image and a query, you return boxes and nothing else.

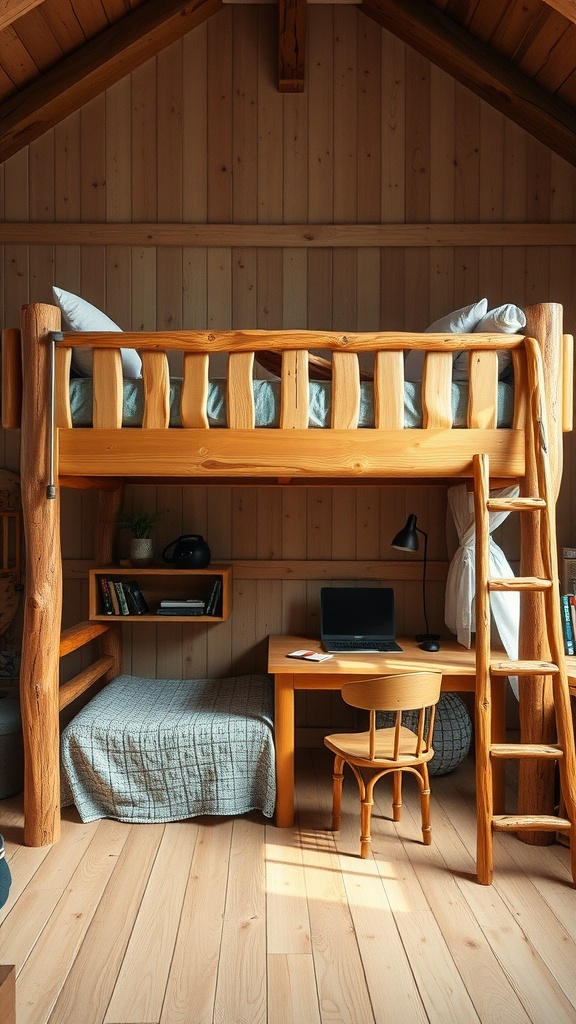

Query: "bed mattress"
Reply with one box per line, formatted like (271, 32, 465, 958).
(69, 378, 514, 428)
(60, 673, 276, 823)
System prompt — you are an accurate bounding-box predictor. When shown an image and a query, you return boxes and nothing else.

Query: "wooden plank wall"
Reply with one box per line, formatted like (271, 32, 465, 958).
(1, 6, 576, 729)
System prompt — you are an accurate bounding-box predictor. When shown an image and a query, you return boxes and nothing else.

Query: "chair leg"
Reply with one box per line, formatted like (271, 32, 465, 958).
(419, 764, 432, 845)
(392, 769, 402, 821)
(332, 756, 345, 831)
(360, 794, 373, 858)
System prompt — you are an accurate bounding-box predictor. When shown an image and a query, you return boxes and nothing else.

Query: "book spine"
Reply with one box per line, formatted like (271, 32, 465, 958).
(156, 607, 205, 616)
(207, 579, 222, 616)
(124, 580, 150, 615)
(159, 599, 205, 608)
(561, 594, 575, 655)
(565, 593, 573, 647)
(114, 580, 131, 616)
(108, 579, 121, 615)
(98, 576, 114, 615)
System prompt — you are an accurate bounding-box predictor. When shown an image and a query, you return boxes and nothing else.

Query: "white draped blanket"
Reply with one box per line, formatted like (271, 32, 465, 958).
(60, 674, 276, 823)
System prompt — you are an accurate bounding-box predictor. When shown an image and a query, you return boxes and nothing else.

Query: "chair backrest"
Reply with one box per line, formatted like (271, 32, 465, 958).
(340, 672, 443, 761)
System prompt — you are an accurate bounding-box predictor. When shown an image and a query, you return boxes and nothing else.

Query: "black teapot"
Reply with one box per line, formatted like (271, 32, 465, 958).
(162, 534, 211, 569)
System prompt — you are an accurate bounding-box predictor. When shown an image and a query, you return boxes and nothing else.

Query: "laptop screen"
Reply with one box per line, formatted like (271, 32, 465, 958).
(320, 587, 396, 640)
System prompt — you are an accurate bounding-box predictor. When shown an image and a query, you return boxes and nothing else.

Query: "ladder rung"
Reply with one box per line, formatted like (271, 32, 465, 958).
(488, 576, 552, 592)
(490, 659, 559, 676)
(486, 497, 546, 512)
(490, 742, 563, 759)
(492, 814, 571, 833)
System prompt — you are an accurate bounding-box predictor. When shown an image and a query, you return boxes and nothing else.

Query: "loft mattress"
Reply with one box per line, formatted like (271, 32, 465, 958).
(68, 378, 514, 429)
(60, 673, 276, 823)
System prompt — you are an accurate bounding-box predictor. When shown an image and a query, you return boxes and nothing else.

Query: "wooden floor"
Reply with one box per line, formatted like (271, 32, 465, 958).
(1, 750, 576, 1024)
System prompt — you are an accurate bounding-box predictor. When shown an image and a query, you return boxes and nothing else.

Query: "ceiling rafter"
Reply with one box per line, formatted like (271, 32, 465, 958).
(278, 0, 307, 92)
(540, 0, 576, 25)
(361, 0, 576, 167)
(0, 0, 223, 164)
(0, 0, 44, 33)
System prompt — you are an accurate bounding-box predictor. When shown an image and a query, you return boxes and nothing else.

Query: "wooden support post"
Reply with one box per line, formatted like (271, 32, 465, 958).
(20, 303, 62, 847)
(279, 0, 306, 93)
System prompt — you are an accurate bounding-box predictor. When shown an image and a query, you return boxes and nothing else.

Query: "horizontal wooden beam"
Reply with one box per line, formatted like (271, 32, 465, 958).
(361, 0, 576, 168)
(3, 221, 576, 247)
(63, 558, 449, 581)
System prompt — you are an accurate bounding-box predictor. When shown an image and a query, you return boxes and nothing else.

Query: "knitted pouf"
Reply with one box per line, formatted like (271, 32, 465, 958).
(376, 692, 472, 776)
(426, 692, 472, 776)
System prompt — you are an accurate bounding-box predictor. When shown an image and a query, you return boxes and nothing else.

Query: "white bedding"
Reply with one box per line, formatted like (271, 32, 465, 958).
(68, 378, 514, 428)
(60, 674, 276, 823)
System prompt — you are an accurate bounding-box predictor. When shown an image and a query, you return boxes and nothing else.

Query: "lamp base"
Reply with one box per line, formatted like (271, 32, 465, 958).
(415, 632, 441, 643)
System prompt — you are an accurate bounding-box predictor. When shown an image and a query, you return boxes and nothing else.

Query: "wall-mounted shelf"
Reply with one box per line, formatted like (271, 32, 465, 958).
(88, 564, 232, 622)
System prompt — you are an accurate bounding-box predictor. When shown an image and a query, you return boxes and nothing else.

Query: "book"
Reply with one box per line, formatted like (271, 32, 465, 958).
(114, 580, 131, 616)
(98, 576, 114, 615)
(286, 650, 333, 662)
(561, 547, 576, 595)
(123, 579, 150, 615)
(108, 579, 121, 615)
(159, 599, 205, 609)
(561, 593, 575, 655)
(156, 606, 206, 616)
(206, 579, 222, 616)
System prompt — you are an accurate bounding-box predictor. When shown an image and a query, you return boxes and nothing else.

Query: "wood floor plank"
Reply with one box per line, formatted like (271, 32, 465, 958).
(13, 819, 129, 1024)
(104, 821, 199, 1024)
(296, 755, 377, 1024)
(265, 821, 312, 955)
(430, 769, 576, 1024)
(267, 953, 321, 1024)
(397, 793, 532, 1024)
(0, 814, 102, 972)
(213, 816, 267, 1024)
(49, 823, 166, 1024)
(160, 817, 233, 1024)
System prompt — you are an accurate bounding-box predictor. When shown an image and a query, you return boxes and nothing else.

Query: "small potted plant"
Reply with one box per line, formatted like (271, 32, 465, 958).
(117, 511, 162, 567)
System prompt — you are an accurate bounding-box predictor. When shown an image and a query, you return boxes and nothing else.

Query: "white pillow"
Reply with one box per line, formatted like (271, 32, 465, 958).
(52, 287, 142, 378)
(404, 299, 488, 382)
(452, 303, 526, 381)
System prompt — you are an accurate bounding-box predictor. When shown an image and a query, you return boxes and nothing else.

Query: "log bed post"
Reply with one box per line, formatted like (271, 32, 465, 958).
(518, 302, 564, 842)
(20, 303, 63, 846)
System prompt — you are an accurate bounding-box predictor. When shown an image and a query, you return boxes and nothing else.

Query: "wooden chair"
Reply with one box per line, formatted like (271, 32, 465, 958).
(324, 672, 443, 858)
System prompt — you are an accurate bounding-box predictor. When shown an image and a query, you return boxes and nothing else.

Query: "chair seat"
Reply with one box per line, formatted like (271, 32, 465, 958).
(325, 726, 434, 767)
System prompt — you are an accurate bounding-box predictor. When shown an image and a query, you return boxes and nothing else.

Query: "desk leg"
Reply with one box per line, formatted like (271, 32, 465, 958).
(274, 674, 295, 828)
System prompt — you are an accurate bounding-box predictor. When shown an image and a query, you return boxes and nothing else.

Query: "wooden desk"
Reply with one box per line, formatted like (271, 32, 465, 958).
(268, 635, 506, 828)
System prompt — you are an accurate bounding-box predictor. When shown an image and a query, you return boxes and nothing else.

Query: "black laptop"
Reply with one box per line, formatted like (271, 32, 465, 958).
(320, 586, 403, 653)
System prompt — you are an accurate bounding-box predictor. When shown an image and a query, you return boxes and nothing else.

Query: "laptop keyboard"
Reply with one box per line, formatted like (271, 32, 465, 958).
(328, 640, 403, 653)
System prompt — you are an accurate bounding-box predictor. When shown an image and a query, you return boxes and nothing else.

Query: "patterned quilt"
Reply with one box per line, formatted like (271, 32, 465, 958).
(60, 674, 276, 823)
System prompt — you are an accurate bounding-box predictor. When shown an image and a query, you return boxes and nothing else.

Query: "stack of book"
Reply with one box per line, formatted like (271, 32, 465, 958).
(560, 547, 576, 656)
(156, 598, 206, 617)
(98, 577, 149, 616)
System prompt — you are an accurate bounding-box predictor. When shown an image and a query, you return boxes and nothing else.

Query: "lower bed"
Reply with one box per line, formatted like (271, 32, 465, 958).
(60, 674, 276, 823)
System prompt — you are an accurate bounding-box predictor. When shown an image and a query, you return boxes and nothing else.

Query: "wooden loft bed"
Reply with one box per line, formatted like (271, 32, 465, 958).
(1, 301, 573, 848)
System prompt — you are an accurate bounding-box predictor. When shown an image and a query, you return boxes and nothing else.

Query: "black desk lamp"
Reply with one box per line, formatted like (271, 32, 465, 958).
(391, 514, 440, 646)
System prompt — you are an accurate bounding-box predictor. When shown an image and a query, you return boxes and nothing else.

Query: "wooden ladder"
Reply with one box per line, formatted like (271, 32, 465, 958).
(473, 336, 576, 886)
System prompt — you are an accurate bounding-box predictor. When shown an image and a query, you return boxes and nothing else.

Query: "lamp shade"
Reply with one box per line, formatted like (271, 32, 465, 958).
(391, 514, 419, 552)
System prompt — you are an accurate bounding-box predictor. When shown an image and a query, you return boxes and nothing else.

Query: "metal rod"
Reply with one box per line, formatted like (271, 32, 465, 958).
(46, 332, 63, 499)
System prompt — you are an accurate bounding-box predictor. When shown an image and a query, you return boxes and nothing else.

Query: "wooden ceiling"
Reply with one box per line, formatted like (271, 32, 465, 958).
(1, 0, 576, 166)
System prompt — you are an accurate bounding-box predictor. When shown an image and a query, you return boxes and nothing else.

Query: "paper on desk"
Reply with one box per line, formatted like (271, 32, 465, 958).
(286, 650, 333, 662)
